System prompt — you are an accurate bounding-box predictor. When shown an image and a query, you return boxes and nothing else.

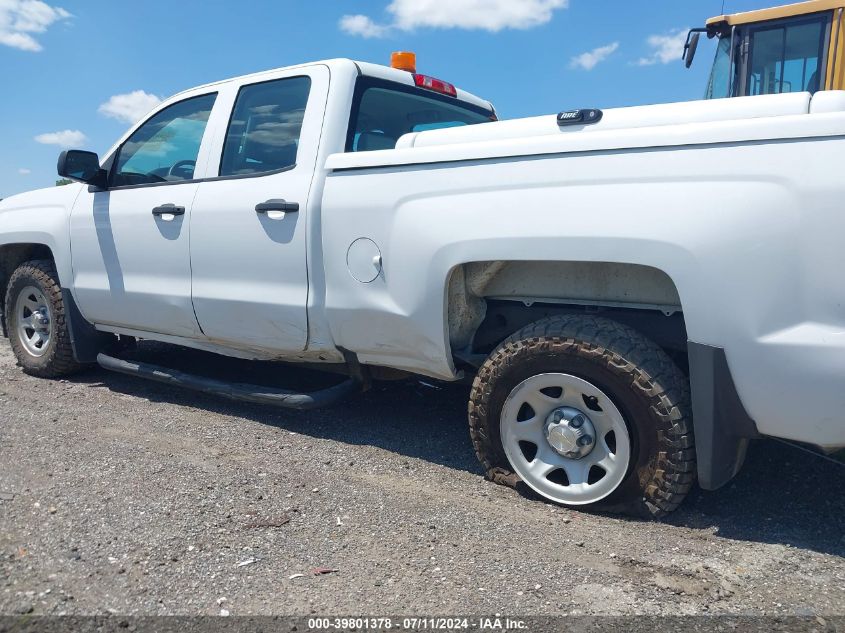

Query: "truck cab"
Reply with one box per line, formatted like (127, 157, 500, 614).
(31, 58, 494, 360)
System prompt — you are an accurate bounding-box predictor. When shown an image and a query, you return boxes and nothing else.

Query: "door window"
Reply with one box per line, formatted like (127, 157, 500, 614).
(219, 76, 311, 177)
(747, 16, 828, 95)
(112, 93, 217, 187)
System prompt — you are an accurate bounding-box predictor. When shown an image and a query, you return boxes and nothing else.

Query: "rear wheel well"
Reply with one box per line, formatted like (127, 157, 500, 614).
(470, 300, 688, 373)
(0, 244, 55, 336)
(446, 260, 688, 372)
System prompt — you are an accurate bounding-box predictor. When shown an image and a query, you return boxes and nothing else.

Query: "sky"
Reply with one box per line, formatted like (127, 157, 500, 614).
(0, 0, 787, 199)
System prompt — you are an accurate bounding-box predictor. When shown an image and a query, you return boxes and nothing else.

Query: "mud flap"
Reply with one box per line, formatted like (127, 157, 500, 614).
(687, 342, 760, 490)
(62, 289, 111, 363)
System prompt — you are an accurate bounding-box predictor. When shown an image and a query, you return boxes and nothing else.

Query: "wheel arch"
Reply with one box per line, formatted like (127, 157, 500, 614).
(445, 260, 685, 355)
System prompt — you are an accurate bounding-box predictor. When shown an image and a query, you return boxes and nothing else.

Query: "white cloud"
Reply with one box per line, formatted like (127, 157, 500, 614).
(339, 14, 389, 38)
(390, 0, 568, 31)
(569, 42, 619, 71)
(98, 90, 162, 124)
(17, 167, 31, 175)
(341, 0, 568, 37)
(0, 0, 72, 52)
(635, 28, 688, 66)
(34, 129, 87, 147)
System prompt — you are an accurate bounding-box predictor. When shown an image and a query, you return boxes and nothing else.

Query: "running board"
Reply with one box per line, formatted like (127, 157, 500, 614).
(96, 353, 362, 411)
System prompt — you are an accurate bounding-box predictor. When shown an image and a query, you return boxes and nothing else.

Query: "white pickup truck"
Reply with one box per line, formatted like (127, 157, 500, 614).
(1, 57, 843, 517)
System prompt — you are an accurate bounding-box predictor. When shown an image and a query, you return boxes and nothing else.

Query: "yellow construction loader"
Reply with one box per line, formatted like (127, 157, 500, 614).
(684, 0, 845, 97)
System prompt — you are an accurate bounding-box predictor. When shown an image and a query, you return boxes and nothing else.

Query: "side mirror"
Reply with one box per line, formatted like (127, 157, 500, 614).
(683, 31, 702, 69)
(57, 150, 107, 188)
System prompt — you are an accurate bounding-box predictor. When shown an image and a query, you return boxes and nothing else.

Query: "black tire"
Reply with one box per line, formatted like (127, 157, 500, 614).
(468, 315, 695, 518)
(4, 260, 83, 378)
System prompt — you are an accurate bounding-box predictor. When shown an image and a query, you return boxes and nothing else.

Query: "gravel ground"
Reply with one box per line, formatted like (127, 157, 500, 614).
(0, 341, 844, 617)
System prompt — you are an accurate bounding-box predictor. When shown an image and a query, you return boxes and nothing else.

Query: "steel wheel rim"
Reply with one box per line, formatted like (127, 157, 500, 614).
(500, 373, 631, 505)
(15, 285, 52, 358)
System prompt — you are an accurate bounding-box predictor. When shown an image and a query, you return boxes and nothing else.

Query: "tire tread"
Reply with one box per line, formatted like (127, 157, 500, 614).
(468, 314, 695, 519)
(5, 259, 82, 378)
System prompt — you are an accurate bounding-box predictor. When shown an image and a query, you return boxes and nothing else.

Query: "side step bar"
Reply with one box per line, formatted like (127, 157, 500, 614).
(96, 353, 362, 411)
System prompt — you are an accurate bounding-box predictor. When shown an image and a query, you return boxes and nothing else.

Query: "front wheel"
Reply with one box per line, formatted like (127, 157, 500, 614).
(468, 315, 695, 518)
(5, 260, 83, 378)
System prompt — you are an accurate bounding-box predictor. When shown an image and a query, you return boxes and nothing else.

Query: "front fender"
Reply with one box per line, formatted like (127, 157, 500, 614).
(0, 184, 83, 288)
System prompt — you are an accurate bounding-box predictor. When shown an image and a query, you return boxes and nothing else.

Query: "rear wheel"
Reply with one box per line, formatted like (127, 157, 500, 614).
(5, 260, 82, 378)
(468, 315, 695, 518)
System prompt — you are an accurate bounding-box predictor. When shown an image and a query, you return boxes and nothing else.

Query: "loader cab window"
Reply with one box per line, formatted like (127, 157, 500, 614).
(746, 15, 829, 95)
(347, 78, 494, 152)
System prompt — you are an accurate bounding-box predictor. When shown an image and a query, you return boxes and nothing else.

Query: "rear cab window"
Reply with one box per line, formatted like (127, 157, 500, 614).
(347, 77, 495, 152)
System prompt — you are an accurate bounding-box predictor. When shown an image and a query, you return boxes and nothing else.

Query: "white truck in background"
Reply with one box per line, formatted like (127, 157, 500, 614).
(1, 54, 843, 518)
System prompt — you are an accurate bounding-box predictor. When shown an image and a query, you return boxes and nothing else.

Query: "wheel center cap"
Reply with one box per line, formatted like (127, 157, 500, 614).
(545, 407, 596, 459)
(34, 309, 50, 330)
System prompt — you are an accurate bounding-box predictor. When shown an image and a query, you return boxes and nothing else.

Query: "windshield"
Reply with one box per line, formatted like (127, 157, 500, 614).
(706, 34, 735, 99)
(347, 78, 494, 152)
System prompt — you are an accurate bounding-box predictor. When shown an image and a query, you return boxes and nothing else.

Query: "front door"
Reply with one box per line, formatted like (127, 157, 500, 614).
(189, 67, 328, 351)
(70, 93, 218, 337)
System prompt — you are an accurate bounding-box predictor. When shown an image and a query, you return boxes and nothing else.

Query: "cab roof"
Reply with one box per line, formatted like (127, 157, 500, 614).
(353, 60, 494, 112)
(170, 58, 494, 113)
(707, 0, 845, 27)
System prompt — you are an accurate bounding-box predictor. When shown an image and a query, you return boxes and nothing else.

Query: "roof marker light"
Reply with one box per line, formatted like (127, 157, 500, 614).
(391, 51, 417, 73)
(413, 74, 458, 98)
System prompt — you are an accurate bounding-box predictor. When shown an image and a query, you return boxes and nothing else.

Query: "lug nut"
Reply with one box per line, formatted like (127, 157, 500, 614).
(570, 415, 584, 429)
(578, 435, 593, 447)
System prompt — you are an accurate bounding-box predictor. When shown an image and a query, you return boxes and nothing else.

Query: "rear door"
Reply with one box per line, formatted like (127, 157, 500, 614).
(189, 66, 329, 351)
